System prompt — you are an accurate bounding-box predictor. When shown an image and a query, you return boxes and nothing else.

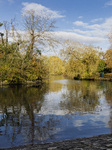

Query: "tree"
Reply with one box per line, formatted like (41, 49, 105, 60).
(3, 21, 9, 46)
(22, 10, 56, 59)
(83, 45, 100, 76)
(97, 59, 106, 73)
(105, 49, 112, 72)
(48, 56, 64, 75)
(0, 43, 23, 84)
(61, 40, 101, 79)
(0, 10, 57, 84)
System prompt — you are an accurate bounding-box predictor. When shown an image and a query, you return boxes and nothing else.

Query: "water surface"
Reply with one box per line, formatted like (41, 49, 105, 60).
(0, 76, 112, 148)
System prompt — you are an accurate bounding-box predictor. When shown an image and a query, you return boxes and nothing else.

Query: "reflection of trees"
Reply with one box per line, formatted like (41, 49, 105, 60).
(60, 81, 100, 114)
(46, 76, 63, 93)
(105, 83, 112, 101)
(0, 85, 60, 147)
(23, 115, 60, 143)
(104, 82, 112, 133)
(49, 82, 63, 93)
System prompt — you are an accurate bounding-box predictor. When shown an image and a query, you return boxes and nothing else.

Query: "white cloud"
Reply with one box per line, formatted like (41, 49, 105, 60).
(87, 24, 101, 30)
(71, 17, 112, 50)
(22, 2, 64, 19)
(73, 21, 88, 27)
(53, 31, 106, 44)
(105, 0, 112, 6)
(91, 18, 103, 23)
(73, 28, 107, 38)
(73, 21, 101, 30)
(73, 17, 112, 38)
(102, 17, 112, 30)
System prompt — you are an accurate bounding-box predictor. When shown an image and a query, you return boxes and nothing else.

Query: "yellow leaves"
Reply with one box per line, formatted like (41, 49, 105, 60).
(105, 49, 112, 69)
(48, 56, 64, 75)
(0, 52, 5, 59)
(31, 57, 37, 66)
(61, 41, 101, 79)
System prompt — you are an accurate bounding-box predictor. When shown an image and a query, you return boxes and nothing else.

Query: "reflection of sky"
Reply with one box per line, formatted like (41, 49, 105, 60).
(40, 88, 68, 115)
(0, 79, 112, 148)
(39, 79, 111, 141)
(53, 79, 70, 85)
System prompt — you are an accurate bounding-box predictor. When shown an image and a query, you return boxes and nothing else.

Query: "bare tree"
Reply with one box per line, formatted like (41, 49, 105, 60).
(10, 19, 23, 51)
(22, 10, 56, 59)
(3, 21, 9, 46)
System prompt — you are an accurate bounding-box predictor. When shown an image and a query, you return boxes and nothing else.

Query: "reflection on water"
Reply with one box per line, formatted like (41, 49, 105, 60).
(60, 80, 100, 113)
(0, 77, 112, 148)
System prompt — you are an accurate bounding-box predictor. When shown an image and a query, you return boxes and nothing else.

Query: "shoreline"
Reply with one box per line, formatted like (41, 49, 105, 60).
(2, 134, 112, 150)
(0, 77, 112, 87)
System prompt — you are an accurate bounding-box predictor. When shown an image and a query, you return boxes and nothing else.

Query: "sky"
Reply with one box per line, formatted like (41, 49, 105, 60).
(0, 0, 112, 54)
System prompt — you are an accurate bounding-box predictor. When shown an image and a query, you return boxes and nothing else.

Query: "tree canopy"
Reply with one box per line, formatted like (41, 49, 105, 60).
(105, 49, 112, 72)
(61, 41, 102, 79)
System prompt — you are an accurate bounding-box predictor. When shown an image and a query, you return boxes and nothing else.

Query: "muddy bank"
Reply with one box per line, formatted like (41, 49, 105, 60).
(2, 134, 112, 150)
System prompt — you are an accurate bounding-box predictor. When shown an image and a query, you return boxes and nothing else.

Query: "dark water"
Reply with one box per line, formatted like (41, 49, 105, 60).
(0, 76, 112, 148)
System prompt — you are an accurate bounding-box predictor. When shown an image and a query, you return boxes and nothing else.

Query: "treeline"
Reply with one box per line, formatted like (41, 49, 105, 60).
(0, 42, 63, 84)
(41, 41, 111, 80)
(0, 40, 112, 84)
(0, 10, 112, 84)
(61, 41, 112, 79)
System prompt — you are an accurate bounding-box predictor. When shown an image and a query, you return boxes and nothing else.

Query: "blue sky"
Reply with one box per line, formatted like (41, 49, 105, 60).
(0, 0, 112, 52)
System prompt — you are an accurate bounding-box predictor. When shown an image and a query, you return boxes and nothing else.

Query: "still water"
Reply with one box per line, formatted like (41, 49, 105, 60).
(0, 76, 112, 148)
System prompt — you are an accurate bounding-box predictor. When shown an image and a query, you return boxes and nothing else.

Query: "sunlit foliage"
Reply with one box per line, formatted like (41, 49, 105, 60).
(48, 56, 64, 75)
(0, 43, 48, 84)
(105, 49, 112, 72)
(61, 40, 102, 79)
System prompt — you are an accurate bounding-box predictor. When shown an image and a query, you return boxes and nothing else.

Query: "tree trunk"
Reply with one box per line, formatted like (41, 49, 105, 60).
(29, 14, 35, 59)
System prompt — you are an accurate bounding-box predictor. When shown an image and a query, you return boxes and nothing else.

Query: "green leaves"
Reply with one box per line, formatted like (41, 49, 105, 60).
(97, 59, 106, 73)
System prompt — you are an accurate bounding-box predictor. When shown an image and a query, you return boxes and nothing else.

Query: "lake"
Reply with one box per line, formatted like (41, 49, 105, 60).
(0, 76, 112, 148)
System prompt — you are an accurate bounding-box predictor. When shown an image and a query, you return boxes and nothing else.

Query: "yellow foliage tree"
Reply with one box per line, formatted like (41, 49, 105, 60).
(61, 40, 101, 79)
(105, 49, 112, 72)
(48, 56, 64, 75)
